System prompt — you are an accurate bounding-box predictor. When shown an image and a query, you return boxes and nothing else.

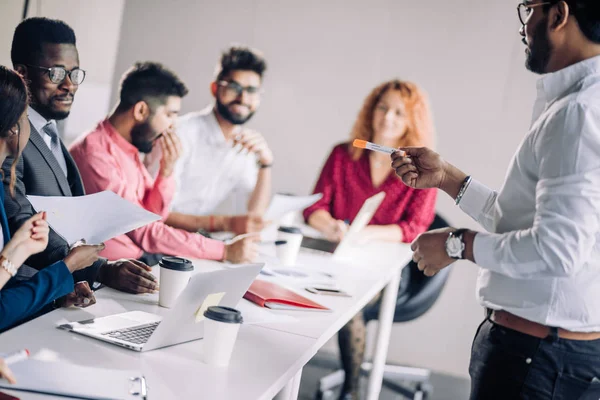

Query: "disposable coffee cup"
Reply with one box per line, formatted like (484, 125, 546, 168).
(276, 226, 303, 266)
(203, 306, 243, 367)
(158, 256, 194, 308)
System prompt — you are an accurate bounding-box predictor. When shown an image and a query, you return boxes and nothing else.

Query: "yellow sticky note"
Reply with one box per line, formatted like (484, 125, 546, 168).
(194, 292, 226, 322)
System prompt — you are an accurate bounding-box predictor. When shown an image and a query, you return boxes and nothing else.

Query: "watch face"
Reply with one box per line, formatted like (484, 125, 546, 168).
(446, 236, 463, 258)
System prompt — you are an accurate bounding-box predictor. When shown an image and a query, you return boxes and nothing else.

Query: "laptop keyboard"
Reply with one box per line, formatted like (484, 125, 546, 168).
(101, 321, 160, 345)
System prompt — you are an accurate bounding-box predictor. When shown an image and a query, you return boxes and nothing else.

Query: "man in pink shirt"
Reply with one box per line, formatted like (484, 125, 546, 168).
(70, 62, 256, 264)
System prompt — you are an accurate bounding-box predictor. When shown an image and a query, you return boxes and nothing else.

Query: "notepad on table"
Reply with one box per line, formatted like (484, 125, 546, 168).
(244, 280, 330, 311)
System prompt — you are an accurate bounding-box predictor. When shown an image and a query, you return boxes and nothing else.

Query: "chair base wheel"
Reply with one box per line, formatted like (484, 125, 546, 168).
(414, 382, 433, 400)
(314, 389, 336, 400)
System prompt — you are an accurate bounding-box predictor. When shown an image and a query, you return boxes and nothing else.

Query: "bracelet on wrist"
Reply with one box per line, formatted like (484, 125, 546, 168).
(455, 176, 472, 206)
(0, 255, 18, 277)
(257, 161, 272, 169)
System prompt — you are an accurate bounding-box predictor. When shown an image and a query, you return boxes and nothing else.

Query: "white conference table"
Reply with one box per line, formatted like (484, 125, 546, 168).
(0, 241, 411, 400)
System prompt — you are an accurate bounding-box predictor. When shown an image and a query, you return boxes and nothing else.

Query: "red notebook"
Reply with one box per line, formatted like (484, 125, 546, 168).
(244, 280, 330, 311)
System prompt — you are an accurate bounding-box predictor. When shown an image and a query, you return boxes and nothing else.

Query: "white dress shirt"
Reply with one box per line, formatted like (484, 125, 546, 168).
(152, 107, 258, 215)
(460, 55, 600, 332)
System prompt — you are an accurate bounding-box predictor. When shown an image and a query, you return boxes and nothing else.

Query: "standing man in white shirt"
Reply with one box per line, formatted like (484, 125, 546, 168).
(392, 1, 600, 399)
(155, 46, 272, 235)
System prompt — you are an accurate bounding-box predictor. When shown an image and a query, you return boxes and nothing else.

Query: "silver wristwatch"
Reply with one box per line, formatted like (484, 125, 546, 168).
(445, 229, 467, 260)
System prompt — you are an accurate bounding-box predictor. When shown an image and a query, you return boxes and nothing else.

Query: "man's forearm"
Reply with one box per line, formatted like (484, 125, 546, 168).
(165, 212, 230, 233)
(247, 168, 271, 215)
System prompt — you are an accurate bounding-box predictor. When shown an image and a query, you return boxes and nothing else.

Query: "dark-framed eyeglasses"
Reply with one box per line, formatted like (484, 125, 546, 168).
(217, 80, 263, 98)
(517, 1, 554, 25)
(26, 64, 86, 85)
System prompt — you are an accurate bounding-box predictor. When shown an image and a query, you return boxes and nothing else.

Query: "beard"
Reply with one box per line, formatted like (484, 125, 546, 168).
(46, 109, 70, 120)
(216, 98, 255, 125)
(131, 121, 157, 154)
(525, 18, 553, 74)
(34, 102, 71, 121)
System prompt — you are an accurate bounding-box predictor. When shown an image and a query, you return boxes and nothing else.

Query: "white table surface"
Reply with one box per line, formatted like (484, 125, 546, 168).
(0, 285, 316, 400)
(0, 240, 412, 400)
(244, 241, 412, 343)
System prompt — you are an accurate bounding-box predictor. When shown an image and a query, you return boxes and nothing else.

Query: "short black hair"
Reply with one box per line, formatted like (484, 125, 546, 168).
(117, 62, 189, 111)
(11, 17, 76, 66)
(215, 46, 267, 82)
(544, 0, 600, 43)
(570, 0, 600, 43)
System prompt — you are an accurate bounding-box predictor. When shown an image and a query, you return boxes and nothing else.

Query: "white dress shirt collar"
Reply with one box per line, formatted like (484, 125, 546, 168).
(537, 55, 600, 105)
(200, 106, 228, 146)
(28, 106, 51, 134)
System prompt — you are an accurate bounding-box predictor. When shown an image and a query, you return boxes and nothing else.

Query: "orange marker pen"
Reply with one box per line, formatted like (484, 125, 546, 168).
(353, 139, 406, 156)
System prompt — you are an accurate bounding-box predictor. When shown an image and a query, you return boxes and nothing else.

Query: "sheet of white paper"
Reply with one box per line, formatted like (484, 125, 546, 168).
(264, 193, 323, 222)
(259, 266, 338, 289)
(236, 299, 298, 325)
(27, 191, 161, 246)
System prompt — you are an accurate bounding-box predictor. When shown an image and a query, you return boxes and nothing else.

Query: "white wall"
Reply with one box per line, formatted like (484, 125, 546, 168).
(0, 1, 26, 67)
(0, 0, 125, 143)
(109, 0, 539, 378)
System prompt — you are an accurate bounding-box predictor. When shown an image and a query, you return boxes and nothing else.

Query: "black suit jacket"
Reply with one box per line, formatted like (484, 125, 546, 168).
(2, 120, 104, 285)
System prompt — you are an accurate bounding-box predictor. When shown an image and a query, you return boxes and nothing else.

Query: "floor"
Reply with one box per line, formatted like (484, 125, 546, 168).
(298, 353, 471, 400)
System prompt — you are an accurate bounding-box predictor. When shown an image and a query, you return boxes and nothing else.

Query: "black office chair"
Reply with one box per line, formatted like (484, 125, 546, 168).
(314, 214, 452, 400)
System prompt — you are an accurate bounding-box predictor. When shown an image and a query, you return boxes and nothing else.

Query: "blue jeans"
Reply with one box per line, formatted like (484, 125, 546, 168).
(469, 318, 600, 400)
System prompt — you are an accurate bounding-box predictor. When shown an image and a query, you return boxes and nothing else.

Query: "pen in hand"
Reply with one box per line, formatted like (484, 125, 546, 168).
(4, 349, 29, 366)
(259, 240, 288, 246)
(353, 139, 406, 156)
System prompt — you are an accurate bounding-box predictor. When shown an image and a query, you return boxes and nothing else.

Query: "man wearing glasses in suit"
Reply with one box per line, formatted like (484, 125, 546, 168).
(4, 17, 158, 296)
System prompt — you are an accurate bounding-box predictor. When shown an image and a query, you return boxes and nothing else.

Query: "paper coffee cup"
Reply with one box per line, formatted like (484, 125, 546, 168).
(276, 226, 303, 266)
(158, 257, 194, 308)
(203, 306, 243, 367)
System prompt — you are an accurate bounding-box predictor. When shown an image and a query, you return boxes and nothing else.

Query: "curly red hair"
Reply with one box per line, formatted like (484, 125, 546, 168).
(349, 79, 434, 161)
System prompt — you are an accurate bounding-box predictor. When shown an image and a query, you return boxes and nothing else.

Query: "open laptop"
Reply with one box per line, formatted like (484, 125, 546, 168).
(301, 191, 386, 256)
(58, 264, 263, 352)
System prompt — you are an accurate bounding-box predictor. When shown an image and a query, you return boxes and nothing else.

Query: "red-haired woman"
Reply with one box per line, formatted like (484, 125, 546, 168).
(304, 80, 438, 399)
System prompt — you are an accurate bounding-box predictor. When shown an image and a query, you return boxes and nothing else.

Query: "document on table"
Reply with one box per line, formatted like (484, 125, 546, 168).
(0, 359, 147, 400)
(27, 190, 161, 246)
(264, 193, 323, 221)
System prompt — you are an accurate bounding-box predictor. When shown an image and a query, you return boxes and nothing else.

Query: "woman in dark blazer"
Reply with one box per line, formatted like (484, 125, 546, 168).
(0, 66, 104, 333)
